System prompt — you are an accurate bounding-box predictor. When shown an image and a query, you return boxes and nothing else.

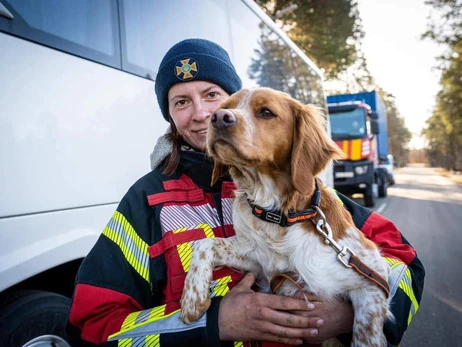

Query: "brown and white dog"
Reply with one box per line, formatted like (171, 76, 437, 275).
(180, 88, 392, 346)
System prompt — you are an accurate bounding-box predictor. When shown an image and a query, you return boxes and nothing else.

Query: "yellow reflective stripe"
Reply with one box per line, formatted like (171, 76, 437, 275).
(118, 338, 132, 347)
(384, 258, 419, 326)
(149, 305, 167, 320)
(234, 342, 244, 347)
(122, 311, 142, 330)
(176, 224, 215, 272)
(351, 139, 362, 160)
(102, 211, 150, 285)
(109, 306, 174, 341)
(173, 227, 192, 272)
(142, 305, 166, 347)
(399, 268, 419, 325)
(211, 275, 232, 297)
(199, 223, 215, 238)
(384, 257, 402, 269)
(146, 334, 160, 347)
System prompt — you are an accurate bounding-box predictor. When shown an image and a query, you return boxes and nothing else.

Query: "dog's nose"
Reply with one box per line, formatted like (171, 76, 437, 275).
(211, 109, 237, 130)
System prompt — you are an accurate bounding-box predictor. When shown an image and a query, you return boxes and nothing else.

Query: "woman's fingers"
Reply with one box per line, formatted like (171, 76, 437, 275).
(259, 293, 313, 311)
(258, 320, 320, 341)
(257, 306, 323, 329)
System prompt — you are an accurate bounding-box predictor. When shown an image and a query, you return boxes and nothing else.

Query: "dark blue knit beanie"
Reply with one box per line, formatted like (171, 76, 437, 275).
(155, 38, 242, 121)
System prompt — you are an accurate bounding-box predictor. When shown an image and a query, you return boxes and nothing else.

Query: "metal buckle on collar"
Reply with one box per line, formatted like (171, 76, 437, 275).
(312, 206, 355, 268)
(265, 210, 282, 224)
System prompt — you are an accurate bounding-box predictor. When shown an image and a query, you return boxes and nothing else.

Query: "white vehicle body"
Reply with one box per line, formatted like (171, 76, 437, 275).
(0, 0, 333, 344)
(379, 154, 395, 185)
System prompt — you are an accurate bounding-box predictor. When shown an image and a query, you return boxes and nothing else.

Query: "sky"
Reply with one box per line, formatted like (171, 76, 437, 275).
(357, 0, 445, 149)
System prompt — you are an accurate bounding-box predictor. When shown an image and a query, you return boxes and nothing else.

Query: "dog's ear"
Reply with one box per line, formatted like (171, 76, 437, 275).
(291, 103, 344, 195)
(211, 160, 230, 186)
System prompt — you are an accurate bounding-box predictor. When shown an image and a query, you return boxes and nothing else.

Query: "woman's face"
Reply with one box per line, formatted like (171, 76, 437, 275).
(168, 81, 229, 151)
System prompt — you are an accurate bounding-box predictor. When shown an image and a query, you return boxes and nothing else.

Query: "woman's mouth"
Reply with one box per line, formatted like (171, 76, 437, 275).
(193, 129, 208, 135)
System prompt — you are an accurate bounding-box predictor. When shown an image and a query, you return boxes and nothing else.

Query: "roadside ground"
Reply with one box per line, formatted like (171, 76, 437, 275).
(436, 167, 462, 185)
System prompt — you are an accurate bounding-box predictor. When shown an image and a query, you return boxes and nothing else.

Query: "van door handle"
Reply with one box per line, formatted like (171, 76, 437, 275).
(0, 2, 14, 20)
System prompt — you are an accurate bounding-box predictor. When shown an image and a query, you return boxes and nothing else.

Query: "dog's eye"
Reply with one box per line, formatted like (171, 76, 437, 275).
(257, 108, 276, 119)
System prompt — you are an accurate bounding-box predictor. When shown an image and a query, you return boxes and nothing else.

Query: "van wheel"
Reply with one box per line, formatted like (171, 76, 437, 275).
(0, 290, 71, 347)
(364, 184, 375, 207)
(378, 175, 388, 198)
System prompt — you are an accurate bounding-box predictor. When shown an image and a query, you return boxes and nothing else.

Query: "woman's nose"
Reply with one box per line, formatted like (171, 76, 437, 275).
(192, 101, 211, 121)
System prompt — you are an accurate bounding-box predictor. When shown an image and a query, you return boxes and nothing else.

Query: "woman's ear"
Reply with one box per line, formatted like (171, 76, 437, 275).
(211, 160, 229, 186)
(291, 104, 344, 195)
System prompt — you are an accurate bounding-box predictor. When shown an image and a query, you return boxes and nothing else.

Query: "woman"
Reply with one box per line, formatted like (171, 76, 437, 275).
(67, 38, 425, 346)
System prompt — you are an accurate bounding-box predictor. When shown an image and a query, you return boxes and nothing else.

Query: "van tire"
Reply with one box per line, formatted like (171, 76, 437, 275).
(364, 184, 375, 207)
(378, 174, 388, 198)
(0, 290, 71, 347)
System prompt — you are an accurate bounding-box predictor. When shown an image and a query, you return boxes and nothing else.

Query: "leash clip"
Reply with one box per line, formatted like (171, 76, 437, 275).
(312, 206, 355, 268)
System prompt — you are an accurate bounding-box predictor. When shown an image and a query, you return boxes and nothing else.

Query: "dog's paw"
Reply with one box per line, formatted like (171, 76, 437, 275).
(180, 282, 211, 324)
(180, 266, 213, 324)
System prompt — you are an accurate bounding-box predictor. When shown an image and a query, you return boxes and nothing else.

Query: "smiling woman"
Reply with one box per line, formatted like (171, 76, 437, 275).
(168, 81, 230, 151)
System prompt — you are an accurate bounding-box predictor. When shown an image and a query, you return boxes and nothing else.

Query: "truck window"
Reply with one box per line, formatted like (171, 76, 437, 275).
(330, 108, 367, 138)
(0, 0, 120, 68)
(119, 0, 231, 79)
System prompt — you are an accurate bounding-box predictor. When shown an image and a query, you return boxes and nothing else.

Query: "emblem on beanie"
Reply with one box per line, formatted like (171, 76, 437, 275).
(175, 58, 198, 81)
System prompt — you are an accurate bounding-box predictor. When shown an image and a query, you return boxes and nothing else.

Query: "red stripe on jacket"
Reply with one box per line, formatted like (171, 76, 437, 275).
(69, 284, 143, 345)
(361, 212, 416, 265)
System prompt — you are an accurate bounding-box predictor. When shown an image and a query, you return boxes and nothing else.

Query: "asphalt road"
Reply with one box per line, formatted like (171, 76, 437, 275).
(353, 165, 462, 346)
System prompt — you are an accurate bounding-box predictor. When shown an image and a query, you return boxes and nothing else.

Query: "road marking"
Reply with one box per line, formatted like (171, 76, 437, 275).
(376, 202, 387, 214)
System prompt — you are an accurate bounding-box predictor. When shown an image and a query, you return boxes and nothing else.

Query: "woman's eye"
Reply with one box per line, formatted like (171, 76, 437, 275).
(257, 108, 276, 119)
(207, 91, 219, 98)
(175, 99, 187, 107)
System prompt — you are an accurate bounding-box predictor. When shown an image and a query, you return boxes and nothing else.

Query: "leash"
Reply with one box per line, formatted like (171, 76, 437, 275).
(249, 179, 390, 298)
(310, 205, 390, 298)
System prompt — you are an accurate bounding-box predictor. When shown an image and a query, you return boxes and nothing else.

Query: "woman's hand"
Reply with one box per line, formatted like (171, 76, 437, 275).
(290, 291, 354, 345)
(218, 273, 325, 345)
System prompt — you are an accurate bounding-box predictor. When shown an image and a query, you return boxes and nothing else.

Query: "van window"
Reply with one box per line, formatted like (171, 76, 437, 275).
(119, 0, 231, 79)
(228, 1, 291, 91)
(0, 0, 120, 68)
(290, 52, 327, 108)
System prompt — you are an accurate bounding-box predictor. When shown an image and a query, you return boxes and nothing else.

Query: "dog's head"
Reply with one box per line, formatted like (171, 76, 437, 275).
(207, 88, 343, 195)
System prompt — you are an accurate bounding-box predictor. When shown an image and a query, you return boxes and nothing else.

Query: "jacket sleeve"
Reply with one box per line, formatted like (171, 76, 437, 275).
(67, 183, 223, 347)
(338, 193, 425, 346)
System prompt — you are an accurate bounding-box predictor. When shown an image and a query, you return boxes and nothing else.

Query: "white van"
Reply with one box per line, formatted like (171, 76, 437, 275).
(0, 0, 332, 344)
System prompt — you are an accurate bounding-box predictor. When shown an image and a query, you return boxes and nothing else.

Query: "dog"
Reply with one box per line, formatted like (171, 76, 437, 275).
(180, 88, 392, 346)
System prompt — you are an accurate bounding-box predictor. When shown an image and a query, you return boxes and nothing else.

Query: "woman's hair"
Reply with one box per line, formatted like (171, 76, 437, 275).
(161, 118, 182, 176)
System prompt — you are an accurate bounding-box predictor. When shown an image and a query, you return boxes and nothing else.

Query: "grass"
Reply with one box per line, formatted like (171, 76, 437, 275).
(436, 168, 462, 185)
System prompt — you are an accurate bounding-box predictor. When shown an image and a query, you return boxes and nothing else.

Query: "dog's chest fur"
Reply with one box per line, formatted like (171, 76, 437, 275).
(232, 192, 384, 299)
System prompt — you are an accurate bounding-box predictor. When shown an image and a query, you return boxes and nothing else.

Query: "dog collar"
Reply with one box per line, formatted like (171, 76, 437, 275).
(247, 178, 321, 227)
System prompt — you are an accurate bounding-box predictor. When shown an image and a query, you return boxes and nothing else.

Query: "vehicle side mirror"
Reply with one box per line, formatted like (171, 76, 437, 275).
(371, 119, 380, 134)
(369, 111, 378, 120)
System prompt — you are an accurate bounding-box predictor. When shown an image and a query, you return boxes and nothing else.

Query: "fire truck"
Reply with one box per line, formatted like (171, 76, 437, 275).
(327, 91, 389, 207)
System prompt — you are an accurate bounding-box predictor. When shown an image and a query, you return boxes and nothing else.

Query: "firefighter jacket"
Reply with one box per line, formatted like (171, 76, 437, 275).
(67, 150, 425, 347)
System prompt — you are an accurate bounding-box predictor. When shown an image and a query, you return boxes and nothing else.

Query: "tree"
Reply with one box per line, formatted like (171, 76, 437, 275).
(254, 0, 412, 160)
(422, 0, 462, 170)
(381, 92, 412, 166)
(255, 0, 364, 79)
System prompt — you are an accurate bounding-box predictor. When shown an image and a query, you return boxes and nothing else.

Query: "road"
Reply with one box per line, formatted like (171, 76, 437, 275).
(352, 165, 462, 346)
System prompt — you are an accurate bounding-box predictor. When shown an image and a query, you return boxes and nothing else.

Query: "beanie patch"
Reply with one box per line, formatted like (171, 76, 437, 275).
(175, 58, 199, 81)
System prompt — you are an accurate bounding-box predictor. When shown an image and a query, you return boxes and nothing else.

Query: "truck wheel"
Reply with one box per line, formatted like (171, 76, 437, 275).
(364, 184, 375, 207)
(0, 290, 71, 347)
(378, 175, 388, 198)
